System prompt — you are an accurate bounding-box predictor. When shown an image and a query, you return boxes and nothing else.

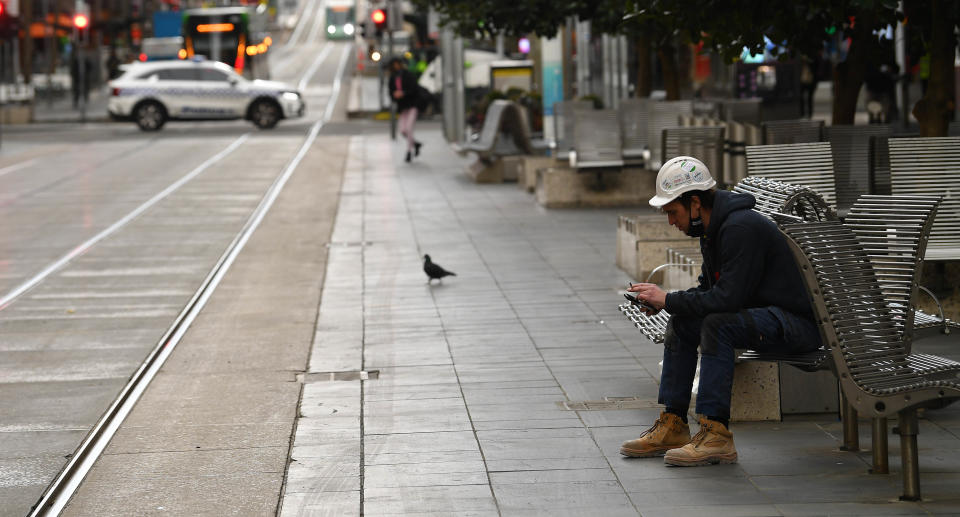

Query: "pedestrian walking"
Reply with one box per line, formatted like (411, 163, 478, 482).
(69, 46, 92, 109)
(798, 54, 820, 118)
(620, 156, 821, 466)
(388, 57, 422, 163)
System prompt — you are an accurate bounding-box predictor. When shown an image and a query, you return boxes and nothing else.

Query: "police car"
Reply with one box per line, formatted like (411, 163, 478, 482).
(108, 58, 305, 131)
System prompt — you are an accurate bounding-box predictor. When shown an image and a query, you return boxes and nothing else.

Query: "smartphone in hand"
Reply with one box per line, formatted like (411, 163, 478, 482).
(624, 293, 657, 312)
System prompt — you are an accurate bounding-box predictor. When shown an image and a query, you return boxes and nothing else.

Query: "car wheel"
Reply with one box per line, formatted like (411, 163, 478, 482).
(134, 101, 166, 131)
(250, 99, 281, 129)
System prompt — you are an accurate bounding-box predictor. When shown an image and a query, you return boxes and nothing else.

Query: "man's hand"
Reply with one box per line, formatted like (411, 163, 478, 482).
(393, 90, 403, 99)
(628, 283, 667, 312)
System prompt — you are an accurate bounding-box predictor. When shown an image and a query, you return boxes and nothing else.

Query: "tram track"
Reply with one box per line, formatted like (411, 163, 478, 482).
(24, 40, 354, 517)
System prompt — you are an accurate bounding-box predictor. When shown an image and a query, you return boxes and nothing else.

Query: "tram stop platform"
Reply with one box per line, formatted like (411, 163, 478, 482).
(59, 121, 960, 516)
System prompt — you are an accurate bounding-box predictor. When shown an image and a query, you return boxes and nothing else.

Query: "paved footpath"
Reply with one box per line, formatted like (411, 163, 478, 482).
(280, 123, 960, 516)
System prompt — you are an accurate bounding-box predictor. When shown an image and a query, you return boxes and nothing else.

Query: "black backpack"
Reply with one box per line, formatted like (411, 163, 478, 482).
(415, 85, 433, 112)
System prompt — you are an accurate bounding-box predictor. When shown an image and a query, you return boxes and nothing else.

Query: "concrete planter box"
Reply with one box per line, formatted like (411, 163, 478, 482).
(1, 103, 34, 124)
(535, 167, 657, 209)
(616, 213, 697, 283)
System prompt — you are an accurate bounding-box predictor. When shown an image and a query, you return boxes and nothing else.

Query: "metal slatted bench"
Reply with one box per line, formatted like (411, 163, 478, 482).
(553, 100, 593, 160)
(662, 126, 725, 183)
(762, 119, 824, 144)
(779, 210, 960, 501)
(647, 100, 693, 169)
(569, 109, 624, 170)
(845, 195, 960, 337)
(452, 100, 541, 162)
(825, 124, 895, 213)
(888, 136, 960, 261)
(619, 98, 651, 164)
(746, 142, 838, 211)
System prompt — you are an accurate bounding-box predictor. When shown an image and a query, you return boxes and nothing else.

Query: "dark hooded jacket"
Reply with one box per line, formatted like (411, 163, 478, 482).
(663, 189, 814, 319)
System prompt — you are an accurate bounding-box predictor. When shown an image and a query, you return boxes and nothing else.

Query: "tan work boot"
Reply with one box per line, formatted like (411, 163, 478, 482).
(619, 411, 691, 458)
(664, 416, 738, 466)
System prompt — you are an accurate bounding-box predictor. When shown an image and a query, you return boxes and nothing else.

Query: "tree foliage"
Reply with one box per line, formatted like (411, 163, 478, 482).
(416, 0, 955, 132)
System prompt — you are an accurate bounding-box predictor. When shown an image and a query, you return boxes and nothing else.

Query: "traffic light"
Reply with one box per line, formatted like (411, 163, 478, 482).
(0, 2, 18, 40)
(371, 8, 387, 31)
(73, 13, 89, 29)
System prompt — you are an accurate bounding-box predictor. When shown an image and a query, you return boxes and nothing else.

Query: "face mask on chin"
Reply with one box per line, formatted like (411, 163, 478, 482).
(685, 208, 704, 238)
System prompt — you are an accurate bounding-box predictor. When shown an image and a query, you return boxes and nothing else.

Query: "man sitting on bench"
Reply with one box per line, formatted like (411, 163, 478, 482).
(620, 156, 821, 466)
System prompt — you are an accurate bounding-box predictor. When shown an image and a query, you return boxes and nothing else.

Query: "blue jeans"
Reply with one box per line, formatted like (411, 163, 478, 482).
(658, 307, 822, 420)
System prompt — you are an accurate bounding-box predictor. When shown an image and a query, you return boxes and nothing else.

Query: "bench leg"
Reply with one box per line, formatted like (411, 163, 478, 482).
(870, 417, 888, 474)
(898, 409, 921, 501)
(840, 392, 860, 451)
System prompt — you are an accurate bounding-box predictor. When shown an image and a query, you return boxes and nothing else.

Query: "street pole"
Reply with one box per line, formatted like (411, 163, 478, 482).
(387, 0, 395, 141)
(43, 0, 52, 108)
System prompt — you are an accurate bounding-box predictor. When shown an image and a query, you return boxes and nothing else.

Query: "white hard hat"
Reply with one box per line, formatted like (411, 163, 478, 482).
(648, 156, 716, 208)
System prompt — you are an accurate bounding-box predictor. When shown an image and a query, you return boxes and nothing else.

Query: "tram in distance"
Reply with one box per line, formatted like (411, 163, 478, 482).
(325, 0, 357, 40)
(182, 6, 274, 80)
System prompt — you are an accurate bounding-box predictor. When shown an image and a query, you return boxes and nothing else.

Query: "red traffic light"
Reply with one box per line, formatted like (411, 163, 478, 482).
(73, 13, 89, 29)
(0, 3, 4, 17)
(371, 8, 386, 27)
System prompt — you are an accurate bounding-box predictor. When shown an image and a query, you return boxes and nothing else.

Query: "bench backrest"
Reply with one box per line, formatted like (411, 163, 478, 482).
(825, 124, 895, 212)
(779, 216, 933, 406)
(619, 98, 651, 158)
(573, 109, 624, 168)
(734, 176, 837, 222)
(554, 100, 593, 158)
(721, 98, 762, 125)
(746, 142, 837, 209)
(471, 100, 534, 155)
(662, 126, 725, 182)
(844, 195, 941, 344)
(648, 100, 693, 168)
(762, 119, 824, 145)
(888, 136, 960, 260)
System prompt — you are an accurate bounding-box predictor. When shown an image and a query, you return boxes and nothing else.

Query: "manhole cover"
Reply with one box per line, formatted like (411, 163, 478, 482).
(301, 370, 380, 383)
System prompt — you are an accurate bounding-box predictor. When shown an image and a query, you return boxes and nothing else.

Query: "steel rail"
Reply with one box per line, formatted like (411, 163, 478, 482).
(28, 42, 353, 517)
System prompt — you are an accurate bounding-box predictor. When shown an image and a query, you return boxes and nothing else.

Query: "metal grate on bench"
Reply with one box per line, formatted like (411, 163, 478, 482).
(647, 100, 693, 168)
(780, 218, 960, 395)
(571, 109, 624, 169)
(746, 142, 837, 210)
(888, 136, 960, 261)
(554, 100, 593, 160)
(825, 124, 895, 213)
(662, 126, 725, 182)
(762, 119, 824, 145)
(619, 98, 651, 161)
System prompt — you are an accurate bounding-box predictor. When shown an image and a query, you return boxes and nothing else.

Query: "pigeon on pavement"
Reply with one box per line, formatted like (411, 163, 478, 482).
(423, 254, 456, 283)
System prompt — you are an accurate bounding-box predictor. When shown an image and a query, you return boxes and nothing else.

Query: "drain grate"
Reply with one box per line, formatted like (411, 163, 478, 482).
(301, 370, 380, 383)
(325, 241, 372, 248)
(558, 397, 660, 411)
